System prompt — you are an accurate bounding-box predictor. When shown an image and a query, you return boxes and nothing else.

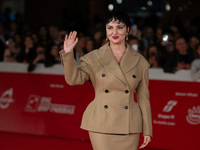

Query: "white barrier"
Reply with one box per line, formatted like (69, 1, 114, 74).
(0, 62, 199, 82)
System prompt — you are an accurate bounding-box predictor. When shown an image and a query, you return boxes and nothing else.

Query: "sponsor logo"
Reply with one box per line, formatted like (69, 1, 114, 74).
(25, 95, 75, 115)
(153, 100, 177, 126)
(153, 120, 175, 126)
(175, 92, 198, 97)
(163, 100, 177, 112)
(186, 106, 200, 125)
(0, 88, 14, 109)
(25, 95, 40, 112)
(50, 84, 64, 88)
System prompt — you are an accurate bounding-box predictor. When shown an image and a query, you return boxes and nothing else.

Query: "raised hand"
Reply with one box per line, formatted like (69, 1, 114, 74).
(64, 31, 78, 53)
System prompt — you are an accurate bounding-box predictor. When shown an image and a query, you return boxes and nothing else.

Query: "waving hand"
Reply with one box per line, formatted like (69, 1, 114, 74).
(64, 31, 78, 53)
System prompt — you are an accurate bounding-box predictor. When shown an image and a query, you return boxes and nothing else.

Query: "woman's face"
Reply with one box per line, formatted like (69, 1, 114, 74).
(86, 40, 94, 52)
(149, 46, 158, 56)
(106, 19, 128, 45)
(6, 38, 15, 48)
(39, 26, 47, 36)
(50, 45, 59, 57)
(25, 37, 33, 48)
(190, 37, 199, 49)
(14, 34, 21, 44)
(78, 37, 86, 49)
(166, 41, 174, 52)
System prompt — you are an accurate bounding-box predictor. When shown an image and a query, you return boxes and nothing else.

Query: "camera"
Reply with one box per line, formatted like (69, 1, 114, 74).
(162, 34, 169, 42)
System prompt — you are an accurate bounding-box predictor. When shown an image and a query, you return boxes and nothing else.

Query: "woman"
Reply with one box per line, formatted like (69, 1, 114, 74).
(16, 35, 36, 63)
(191, 43, 200, 81)
(45, 44, 60, 67)
(189, 36, 199, 58)
(27, 44, 46, 72)
(84, 38, 95, 54)
(4, 37, 20, 62)
(60, 11, 152, 150)
(144, 44, 161, 68)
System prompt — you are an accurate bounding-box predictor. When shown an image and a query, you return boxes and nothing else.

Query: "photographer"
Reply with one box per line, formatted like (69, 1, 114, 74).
(27, 44, 46, 72)
(3, 37, 20, 62)
(164, 37, 195, 73)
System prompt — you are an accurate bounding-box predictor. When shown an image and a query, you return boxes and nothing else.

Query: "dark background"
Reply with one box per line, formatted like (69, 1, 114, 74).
(1, 0, 200, 32)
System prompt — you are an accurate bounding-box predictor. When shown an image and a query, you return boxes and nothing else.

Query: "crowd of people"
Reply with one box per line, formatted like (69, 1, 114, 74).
(0, 9, 200, 80)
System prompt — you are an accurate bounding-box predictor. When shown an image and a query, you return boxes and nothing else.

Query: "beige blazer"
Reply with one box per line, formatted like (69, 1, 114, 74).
(60, 43, 152, 137)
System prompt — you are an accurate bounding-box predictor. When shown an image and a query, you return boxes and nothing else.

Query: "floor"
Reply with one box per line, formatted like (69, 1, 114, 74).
(0, 131, 92, 150)
(0, 131, 163, 150)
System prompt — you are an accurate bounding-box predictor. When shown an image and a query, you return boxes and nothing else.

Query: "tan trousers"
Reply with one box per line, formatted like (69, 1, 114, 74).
(89, 131, 140, 150)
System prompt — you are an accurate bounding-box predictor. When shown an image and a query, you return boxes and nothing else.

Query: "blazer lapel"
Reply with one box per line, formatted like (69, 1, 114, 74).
(96, 43, 128, 85)
(120, 45, 140, 74)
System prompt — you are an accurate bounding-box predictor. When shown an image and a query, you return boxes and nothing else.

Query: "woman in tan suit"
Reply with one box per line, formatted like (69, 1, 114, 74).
(60, 11, 152, 150)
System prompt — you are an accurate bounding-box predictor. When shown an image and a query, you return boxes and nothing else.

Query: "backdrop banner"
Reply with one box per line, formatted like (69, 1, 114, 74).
(0, 72, 200, 150)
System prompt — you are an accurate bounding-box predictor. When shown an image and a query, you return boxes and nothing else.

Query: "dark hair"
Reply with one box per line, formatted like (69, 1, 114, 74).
(195, 43, 200, 51)
(103, 11, 131, 28)
(128, 35, 139, 41)
(144, 44, 160, 60)
(174, 36, 185, 45)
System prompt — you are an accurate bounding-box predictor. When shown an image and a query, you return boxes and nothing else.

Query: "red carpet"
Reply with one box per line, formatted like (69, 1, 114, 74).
(0, 131, 162, 150)
(0, 131, 93, 150)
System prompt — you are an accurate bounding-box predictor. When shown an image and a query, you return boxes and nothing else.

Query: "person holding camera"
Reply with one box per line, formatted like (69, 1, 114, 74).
(164, 37, 195, 73)
(3, 37, 20, 62)
(27, 44, 46, 72)
(16, 35, 36, 63)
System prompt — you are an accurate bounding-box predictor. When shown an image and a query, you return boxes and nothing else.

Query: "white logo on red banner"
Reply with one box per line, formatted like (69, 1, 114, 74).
(186, 106, 200, 125)
(0, 88, 14, 109)
(163, 100, 178, 112)
(25, 95, 40, 112)
(25, 95, 75, 115)
(153, 100, 177, 126)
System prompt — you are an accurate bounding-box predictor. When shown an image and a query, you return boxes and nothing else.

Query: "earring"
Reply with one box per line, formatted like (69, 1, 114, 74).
(126, 35, 128, 41)
(106, 37, 109, 41)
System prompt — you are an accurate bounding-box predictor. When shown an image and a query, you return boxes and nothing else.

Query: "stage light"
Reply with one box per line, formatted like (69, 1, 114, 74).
(147, 0, 153, 6)
(116, 0, 123, 4)
(141, 7, 147, 10)
(108, 4, 114, 11)
(165, 4, 171, 11)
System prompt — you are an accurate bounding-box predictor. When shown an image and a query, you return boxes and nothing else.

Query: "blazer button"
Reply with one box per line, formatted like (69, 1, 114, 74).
(105, 89, 109, 93)
(124, 106, 128, 109)
(125, 90, 129, 94)
(102, 73, 106, 77)
(104, 105, 108, 109)
(132, 75, 136, 78)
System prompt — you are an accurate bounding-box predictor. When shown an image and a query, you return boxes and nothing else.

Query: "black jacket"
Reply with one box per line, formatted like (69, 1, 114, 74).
(164, 50, 194, 73)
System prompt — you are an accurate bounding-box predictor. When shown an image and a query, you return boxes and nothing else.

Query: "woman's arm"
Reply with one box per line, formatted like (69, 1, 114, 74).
(136, 63, 152, 148)
(60, 50, 90, 85)
(136, 64, 152, 137)
(59, 31, 90, 85)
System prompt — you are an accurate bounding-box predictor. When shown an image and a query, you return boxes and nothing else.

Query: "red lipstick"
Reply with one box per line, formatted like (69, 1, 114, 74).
(112, 36, 119, 39)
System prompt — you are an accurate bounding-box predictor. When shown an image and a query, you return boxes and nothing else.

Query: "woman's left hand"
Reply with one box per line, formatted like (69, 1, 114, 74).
(139, 135, 151, 149)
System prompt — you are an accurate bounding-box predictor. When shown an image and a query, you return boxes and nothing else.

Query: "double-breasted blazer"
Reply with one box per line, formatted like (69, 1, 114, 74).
(60, 42, 152, 137)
